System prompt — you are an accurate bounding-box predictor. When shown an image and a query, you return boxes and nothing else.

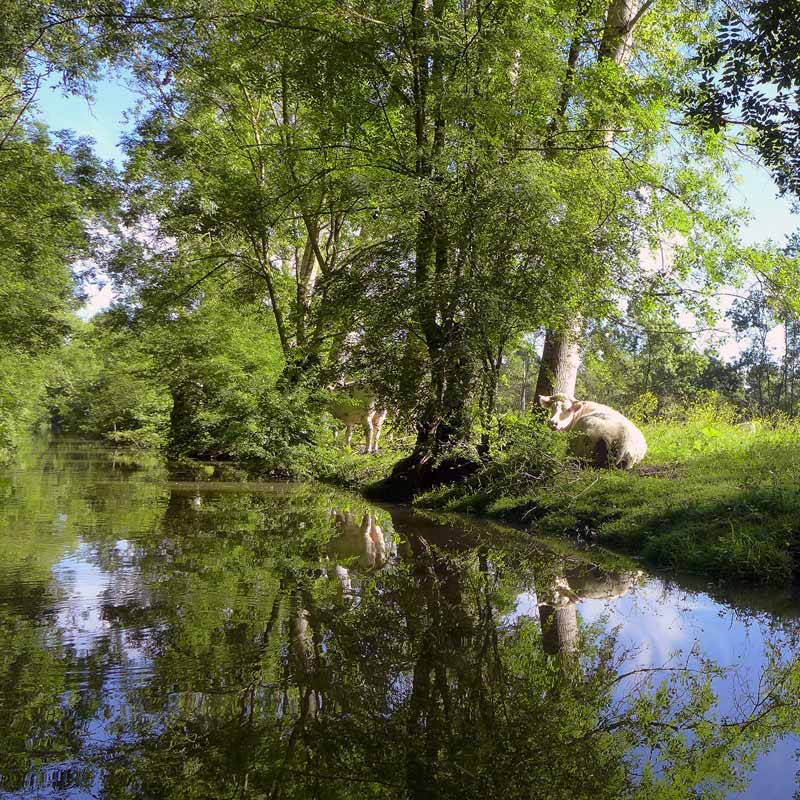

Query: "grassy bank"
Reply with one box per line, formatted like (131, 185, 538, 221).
(312, 444, 406, 488)
(414, 407, 800, 585)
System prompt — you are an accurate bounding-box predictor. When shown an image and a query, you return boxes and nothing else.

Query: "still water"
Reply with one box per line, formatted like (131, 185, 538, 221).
(3, 441, 800, 799)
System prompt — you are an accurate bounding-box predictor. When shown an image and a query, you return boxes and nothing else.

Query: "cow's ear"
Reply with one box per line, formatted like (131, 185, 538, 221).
(570, 401, 584, 414)
(538, 395, 551, 407)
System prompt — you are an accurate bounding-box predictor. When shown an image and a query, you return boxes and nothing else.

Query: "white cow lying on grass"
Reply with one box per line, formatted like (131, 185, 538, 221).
(538, 393, 647, 469)
(327, 386, 387, 455)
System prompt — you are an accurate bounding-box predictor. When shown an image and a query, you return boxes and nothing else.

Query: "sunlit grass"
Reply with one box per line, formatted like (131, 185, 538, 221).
(312, 425, 413, 489)
(417, 406, 800, 585)
(540, 414, 800, 583)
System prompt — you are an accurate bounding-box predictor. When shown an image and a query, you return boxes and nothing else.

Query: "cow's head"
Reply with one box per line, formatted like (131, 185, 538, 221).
(538, 393, 584, 431)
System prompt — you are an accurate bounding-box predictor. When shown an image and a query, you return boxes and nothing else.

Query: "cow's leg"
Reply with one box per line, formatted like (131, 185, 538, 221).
(345, 425, 354, 447)
(371, 409, 387, 454)
(336, 565, 353, 601)
(363, 417, 374, 454)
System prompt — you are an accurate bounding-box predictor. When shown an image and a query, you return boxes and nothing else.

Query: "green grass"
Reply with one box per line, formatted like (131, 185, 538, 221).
(415, 408, 800, 585)
(312, 441, 412, 490)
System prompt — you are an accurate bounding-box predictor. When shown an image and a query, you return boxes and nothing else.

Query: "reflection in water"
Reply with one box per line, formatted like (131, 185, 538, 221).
(329, 511, 396, 600)
(537, 565, 643, 655)
(2, 442, 800, 798)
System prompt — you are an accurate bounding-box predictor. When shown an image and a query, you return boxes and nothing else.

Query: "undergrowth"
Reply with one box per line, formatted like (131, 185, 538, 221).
(313, 444, 407, 489)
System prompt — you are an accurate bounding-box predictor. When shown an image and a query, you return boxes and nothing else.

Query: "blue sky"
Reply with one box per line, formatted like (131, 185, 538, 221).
(34, 72, 798, 319)
(35, 74, 136, 317)
(36, 73, 139, 165)
(734, 161, 797, 246)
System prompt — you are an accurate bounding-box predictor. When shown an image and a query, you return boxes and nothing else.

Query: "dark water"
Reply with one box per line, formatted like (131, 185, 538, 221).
(3, 441, 800, 799)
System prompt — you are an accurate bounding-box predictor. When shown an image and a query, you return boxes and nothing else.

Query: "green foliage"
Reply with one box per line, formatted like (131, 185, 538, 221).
(0, 82, 119, 455)
(691, 0, 800, 197)
(415, 412, 563, 513)
(0, 127, 115, 353)
(313, 446, 406, 490)
(47, 319, 168, 448)
(83, 0, 739, 460)
(149, 298, 330, 472)
(51, 284, 407, 476)
(0, 352, 50, 462)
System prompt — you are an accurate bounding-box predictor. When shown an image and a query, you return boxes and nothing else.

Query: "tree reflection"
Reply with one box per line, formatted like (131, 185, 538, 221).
(2, 444, 800, 798)
(537, 563, 642, 656)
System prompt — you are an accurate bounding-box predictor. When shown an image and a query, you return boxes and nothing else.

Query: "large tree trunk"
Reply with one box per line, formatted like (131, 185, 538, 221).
(536, 0, 643, 401)
(368, 0, 481, 500)
(539, 601, 579, 656)
(536, 571, 579, 656)
(535, 322, 583, 398)
(599, 0, 640, 65)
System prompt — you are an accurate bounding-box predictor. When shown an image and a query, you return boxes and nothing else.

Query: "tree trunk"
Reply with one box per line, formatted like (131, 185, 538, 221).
(535, 0, 643, 401)
(538, 601, 579, 656)
(367, 0, 482, 500)
(534, 322, 583, 398)
(598, 0, 640, 69)
(520, 351, 530, 412)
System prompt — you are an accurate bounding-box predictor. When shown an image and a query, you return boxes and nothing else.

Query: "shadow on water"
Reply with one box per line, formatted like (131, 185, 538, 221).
(2, 440, 800, 798)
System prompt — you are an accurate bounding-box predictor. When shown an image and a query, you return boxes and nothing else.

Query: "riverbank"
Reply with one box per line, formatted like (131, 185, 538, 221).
(313, 408, 800, 586)
(409, 411, 800, 585)
(31, 407, 800, 586)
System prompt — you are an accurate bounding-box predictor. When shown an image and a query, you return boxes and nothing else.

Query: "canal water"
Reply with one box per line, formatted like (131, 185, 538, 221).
(2, 440, 800, 798)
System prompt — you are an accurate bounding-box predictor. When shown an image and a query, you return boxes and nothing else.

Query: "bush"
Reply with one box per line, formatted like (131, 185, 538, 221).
(415, 412, 564, 512)
(0, 351, 51, 463)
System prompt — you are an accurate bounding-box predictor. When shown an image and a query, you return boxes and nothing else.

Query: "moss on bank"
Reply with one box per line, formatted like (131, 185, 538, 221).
(413, 409, 800, 585)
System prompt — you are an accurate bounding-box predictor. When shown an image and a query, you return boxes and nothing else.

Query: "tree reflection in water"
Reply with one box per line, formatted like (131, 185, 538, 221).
(2, 443, 800, 798)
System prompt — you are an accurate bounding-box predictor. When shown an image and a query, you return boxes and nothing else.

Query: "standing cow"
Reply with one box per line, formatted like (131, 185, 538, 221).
(327, 385, 387, 454)
(538, 393, 647, 468)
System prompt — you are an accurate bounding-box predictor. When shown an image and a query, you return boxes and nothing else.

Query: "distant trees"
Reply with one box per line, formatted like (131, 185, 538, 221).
(726, 276, 800, 419)
(0, 0, 123, 458)
(688, 0, 800, 418)
(0, 125, 117, 457)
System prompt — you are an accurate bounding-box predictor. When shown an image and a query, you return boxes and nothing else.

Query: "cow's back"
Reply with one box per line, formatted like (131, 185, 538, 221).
(569, 403, 647, 468)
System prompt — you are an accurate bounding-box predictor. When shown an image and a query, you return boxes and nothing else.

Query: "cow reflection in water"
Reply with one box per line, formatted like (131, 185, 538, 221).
(327, 510, 396, 600)
(537, 564, 642, 655)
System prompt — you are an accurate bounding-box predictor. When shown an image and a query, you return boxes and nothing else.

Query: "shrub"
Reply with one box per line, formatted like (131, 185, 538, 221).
(415, 412, 564, 511)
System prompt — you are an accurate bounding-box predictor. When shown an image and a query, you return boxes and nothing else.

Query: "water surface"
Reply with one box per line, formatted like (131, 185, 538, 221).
(2, 441, 800, 798)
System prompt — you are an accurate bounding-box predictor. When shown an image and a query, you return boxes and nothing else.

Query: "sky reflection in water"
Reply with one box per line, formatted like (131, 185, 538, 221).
(2, 441, 800, 798)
